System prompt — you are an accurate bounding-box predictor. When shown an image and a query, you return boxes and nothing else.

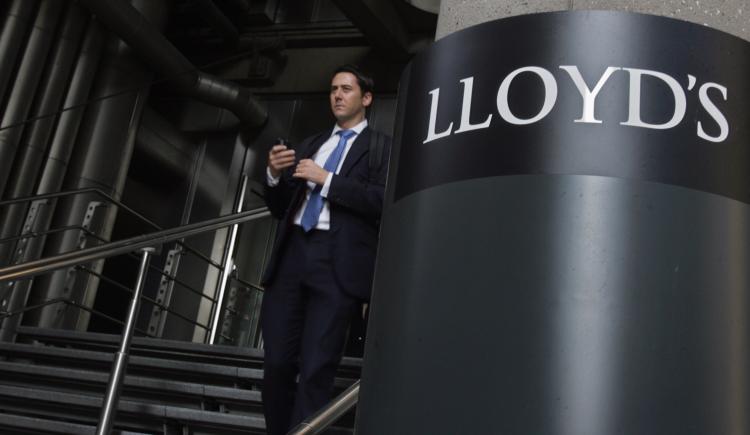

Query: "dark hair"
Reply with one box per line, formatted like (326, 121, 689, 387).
(333, 64, 375, 95)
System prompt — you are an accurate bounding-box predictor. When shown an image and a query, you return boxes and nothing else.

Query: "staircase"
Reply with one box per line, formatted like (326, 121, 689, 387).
(0, 326, 361, 434)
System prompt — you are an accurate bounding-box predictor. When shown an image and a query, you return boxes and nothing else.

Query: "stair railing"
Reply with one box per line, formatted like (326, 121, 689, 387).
(209, 174, 248, 344)
(0, 186, 223, 269)
(0, 186, 233, 342)
(0, 207, 268, 282)
(288, 380, 361, 435)
(0, 206, 270, 433)
(0, 221, 222, 337)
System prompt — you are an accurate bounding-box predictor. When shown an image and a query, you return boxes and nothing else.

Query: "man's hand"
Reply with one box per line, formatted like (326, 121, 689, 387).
(268, 144, 295, 178)
(293, 159, 329, 186)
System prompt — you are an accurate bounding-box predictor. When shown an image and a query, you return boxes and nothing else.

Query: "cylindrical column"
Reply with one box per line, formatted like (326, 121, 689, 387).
(0, 0, 38, 108)
(36, 20, 105, 198)
(357, 6, 750, 435)
(8, 19, 105, 333)
(28, 0, 168, 331)
(0, 4, 88, 265)
(0, 0, 63, 199)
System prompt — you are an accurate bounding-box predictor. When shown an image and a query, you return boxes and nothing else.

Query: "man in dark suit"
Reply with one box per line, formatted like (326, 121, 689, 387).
(260, 65, 390, 435)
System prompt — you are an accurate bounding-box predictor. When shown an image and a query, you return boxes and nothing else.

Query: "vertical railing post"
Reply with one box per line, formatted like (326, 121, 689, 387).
(96, 246, 154, 435)
(208, 174, 247, 344)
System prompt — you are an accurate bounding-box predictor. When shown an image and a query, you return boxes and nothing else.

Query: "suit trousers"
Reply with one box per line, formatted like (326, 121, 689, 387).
(260, 226, 358, 435)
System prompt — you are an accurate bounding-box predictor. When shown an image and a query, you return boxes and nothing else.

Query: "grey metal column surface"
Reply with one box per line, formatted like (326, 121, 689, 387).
(358, 175, 750, 435)
(0, 4, 88, 264)
(0, 0, 38, 109)
(0, 0, 63, 198)
(8, 20, 105, 333)
(35, 20, 105, 199)
(27, 0, 165, 331)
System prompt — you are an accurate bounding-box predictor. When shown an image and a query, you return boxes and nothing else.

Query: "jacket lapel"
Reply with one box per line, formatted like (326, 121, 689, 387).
(338, 126, 370, 176)
(302, 128, 333, 159)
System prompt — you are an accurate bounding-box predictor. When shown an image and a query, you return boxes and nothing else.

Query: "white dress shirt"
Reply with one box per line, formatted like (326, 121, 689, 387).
(266, 119, 368, 230)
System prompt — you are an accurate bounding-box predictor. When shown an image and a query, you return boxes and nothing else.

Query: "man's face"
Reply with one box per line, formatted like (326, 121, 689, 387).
(330, 72, 372, 126)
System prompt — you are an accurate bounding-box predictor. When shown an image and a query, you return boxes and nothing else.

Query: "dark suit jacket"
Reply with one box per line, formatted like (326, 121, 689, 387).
(262, 126, 391, 301)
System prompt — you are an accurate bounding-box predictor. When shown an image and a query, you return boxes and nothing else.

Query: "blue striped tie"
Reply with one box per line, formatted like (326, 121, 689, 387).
(300, 129, 356, 232)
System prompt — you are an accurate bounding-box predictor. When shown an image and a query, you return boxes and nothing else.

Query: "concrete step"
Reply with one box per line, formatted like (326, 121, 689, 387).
(15, 325, 363, 377)
(0, 360, 262, 414)
(0, 384, 266, 434)
(0, 412, 150, 435)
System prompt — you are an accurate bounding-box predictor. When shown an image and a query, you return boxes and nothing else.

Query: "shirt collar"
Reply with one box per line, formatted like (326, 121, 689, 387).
(332, 119, 368, 138)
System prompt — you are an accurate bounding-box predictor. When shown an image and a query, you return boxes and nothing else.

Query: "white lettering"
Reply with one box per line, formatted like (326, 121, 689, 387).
(422, 65, 731, 145)
(423, 87, 454, 144)
(560, 66, 621, 124)
(697, 82, 729, 143)
(620, 68, 686, 130)
(454, 77, 493, 133)
(497, 67, 558, 125)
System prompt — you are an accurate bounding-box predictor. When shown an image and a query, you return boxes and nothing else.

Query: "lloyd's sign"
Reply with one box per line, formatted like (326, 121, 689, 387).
(424, 67, 728, 143)
(392, 11, 750, 203)
(358, 11, 750, 435)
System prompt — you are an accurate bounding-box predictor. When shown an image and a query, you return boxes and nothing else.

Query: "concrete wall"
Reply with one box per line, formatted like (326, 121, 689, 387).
(437, 0, 749, 40)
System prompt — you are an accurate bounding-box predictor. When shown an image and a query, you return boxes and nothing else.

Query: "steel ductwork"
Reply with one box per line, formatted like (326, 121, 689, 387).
(76, 0, 268, 131)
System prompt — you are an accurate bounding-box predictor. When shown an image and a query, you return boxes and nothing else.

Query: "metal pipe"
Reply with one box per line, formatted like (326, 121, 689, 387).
(208, 174, 248, 344)
(0, 0, 38, 107)
(36, 20, 104, 197)
(287, 381, 361, 435)
(3, 3, 87, 198)
(0, 0, 64, 198)
(33, 37, 153, 330)
(76, 0, 267, 130)
(96, 247, 153, 435)
(17, 19, 103, 331)
(0, 208, 270, 283)
(0, 3, 88, 263)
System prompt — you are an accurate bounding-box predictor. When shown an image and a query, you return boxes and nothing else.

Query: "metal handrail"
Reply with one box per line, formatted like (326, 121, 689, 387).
(73, 227, 221, 304)
(0, 297, 155, 337)
(0, 218, 219, 307)
(287, 380, 361, 435)
(0, 225, 92, 246)
(0, 218, 221, 329)
(0, 207, 270, 283)
(0, 187, 223, 269)
(231, 275, 265, 293)
(97, 247, 153, 434)
(0, 297, 68, 320)
(0, 201, 355, 433)
(0, 206, 271, 432)
(208, 174, 248, 344)
(0, 207, 253, 341)
(76, 265, 211, 331)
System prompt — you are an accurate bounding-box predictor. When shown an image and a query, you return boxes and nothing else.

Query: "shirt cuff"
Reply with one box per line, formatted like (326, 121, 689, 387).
(320, 172, 334, 198)
(266, 167, 280, 187)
